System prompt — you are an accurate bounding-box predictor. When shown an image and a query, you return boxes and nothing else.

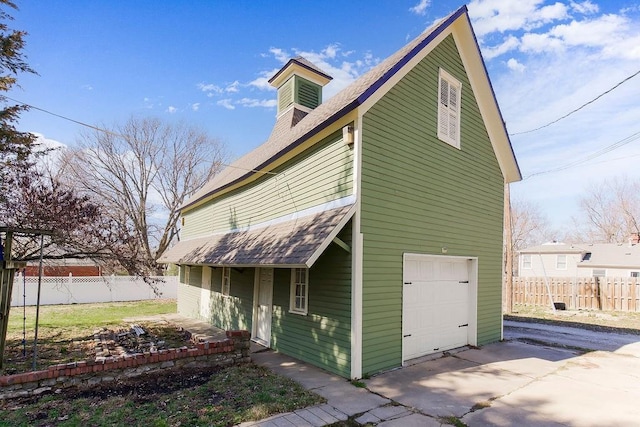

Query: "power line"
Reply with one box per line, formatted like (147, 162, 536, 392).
(3, 95, 278, 176)
(511, 69, 640, 136)
(4, 95, 126, 138)
(524, 129, 640, 180)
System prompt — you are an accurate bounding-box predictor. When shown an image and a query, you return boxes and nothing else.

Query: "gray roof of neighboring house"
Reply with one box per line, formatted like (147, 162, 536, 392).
(520, 243, 640, 268)
(182, 5, 520, 211)
(158, 205, 354, 267)
(519, 244, 585, 254)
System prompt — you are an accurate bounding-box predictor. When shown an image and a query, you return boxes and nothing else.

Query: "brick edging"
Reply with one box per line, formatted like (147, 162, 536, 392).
(0, 330, 251, 399)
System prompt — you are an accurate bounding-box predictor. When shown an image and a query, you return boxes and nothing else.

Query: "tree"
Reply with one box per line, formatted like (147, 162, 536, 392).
(577, 177, 640, 243)
(0, 0, 37, 199)
(0, 165, 129, 263)
(63, 117, 226, 275)
(505, 197, 552, 276)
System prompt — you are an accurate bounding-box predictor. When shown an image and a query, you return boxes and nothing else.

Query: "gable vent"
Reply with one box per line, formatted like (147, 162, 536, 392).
(298, 80, 321, 109)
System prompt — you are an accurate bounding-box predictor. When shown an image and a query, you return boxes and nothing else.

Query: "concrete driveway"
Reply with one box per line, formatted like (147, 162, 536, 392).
(365, 340, 640, 426)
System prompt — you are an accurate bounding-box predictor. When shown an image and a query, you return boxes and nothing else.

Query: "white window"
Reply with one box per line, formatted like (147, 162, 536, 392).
(290, 268, 308, 315)
(184, 266, 190, 284)
(437, 68, 462, 148)
(521, 254, 532, 269)
(556, 255, 567, 270)
(631, 271, 639, 278)
(221, 267, 231, 296)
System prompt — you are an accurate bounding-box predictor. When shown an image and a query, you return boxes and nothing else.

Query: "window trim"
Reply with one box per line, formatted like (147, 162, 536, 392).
(289, 268, 309, 315)
(184, 265, 190, 284)
(221, 267, 231, 296)
(437, 68, 462, 149)
(521, 254, 532, 270)
(556, 254, 567, 270)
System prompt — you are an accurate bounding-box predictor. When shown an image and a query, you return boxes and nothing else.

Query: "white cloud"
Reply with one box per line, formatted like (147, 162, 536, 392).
(191, 103, 200, 112)
(198, 82, 222, 94)
(226, 81, 240, 93)
(248, 69, 279, 91)
(520, 32, 566, 53)
(217, 99, 235, 110)
(409, 0, 431, 16)
(269, 47, 290, 64)
(468, 0, 568, 37)
(481, 35, 520, 59)
(32, 132, 65, 150)
(81, 84, 93, 91)
(30, 133, 67, 172)
(550, 14, 626, 46)
(570, 0, 598, 14)
(237, 98, 277, 108)
(506, 58, 525, 71)
(166, 106, 177, 114)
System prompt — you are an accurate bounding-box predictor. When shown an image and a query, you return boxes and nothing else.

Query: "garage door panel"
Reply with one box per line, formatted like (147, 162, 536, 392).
(403, 255, 472, 363)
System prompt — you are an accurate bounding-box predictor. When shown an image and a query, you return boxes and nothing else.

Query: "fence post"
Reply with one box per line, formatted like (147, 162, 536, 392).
(68, 273, 73, 305)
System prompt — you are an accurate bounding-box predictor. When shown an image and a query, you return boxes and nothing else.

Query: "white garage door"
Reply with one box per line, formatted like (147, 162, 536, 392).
(403, 254, 471, 362)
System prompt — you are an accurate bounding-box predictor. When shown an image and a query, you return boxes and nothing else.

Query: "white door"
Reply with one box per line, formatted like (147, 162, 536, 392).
(403, 254, 471, 362)
(200, 267, 212, 320)
(254, 268, 273, 347)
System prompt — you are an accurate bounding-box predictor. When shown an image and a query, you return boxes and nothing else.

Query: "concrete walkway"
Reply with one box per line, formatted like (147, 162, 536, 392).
(149, 314, 640, 426)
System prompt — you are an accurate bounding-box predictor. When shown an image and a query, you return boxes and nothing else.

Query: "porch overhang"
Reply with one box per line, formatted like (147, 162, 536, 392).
(158, 204, 355, 268)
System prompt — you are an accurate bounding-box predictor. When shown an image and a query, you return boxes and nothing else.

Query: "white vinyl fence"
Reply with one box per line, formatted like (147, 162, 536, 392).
(10, 275, 178, 307)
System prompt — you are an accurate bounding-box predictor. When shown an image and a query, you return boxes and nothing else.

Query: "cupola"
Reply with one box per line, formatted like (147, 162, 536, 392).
(268, 56, 332, 118)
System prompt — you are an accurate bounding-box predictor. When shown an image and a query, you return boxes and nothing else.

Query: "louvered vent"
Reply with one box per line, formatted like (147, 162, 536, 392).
(298, 80, 320, 109)
(278, 80, 294, 113)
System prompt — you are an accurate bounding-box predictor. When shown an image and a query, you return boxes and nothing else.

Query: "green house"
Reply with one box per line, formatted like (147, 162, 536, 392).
(159, 6, 521, 379)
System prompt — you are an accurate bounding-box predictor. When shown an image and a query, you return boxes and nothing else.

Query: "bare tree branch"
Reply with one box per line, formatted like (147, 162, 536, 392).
(62, 116, 227, 274)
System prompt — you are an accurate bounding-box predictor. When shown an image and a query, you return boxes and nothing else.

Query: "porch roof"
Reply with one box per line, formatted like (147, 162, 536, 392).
(158, 204, 355, 268)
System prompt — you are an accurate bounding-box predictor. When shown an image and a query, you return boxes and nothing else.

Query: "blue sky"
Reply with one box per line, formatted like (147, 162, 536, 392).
(8, 0, 640, 235)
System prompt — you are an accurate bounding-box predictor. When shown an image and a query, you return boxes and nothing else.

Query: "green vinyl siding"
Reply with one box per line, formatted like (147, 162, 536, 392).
(177, 283, 201, 319)
(181, 131, 353, 239)
(360, 35, 504, 375)
(208, 267, 255, 331)
(177, 266, 203, 318)
(270, 222, 352, 377)
(278, 78, 294, 113)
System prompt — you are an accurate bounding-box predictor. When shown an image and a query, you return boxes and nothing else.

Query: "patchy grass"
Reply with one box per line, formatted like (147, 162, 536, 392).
(506, 304, 640, 334)
(0, 364, 325, 427)
(440, 415, 467, 426)
(2, 300, 178, 375)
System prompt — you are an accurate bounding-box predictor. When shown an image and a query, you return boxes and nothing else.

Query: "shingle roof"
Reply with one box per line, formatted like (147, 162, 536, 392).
(183, 7, 469, 210)
(268, 56, 333, 84)
(158, 205, 354, 267)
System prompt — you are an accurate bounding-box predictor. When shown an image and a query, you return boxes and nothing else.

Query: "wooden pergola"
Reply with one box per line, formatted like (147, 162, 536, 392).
(0, 227, 54, 370)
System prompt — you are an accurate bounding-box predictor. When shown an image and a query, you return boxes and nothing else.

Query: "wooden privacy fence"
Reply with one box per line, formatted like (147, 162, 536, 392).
(511, 277, 640, 312)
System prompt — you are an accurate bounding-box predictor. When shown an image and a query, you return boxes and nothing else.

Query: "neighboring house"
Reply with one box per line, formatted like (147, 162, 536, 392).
(159, 6, 521, 379)
(519, 235, 640, 278)
(23, 259, 101, 277)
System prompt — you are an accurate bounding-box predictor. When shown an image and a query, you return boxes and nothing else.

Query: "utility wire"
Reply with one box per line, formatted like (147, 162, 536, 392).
(511, 69, 640, 136)
(3, 95, 278, 176)
(524, 129, 640, 180)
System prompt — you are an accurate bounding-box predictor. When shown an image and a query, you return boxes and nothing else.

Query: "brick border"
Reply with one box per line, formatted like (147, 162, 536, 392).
(0, 330, 251, 399)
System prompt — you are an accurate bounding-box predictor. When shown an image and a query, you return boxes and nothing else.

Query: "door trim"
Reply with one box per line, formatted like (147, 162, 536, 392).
(252, 267, 274, 347)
